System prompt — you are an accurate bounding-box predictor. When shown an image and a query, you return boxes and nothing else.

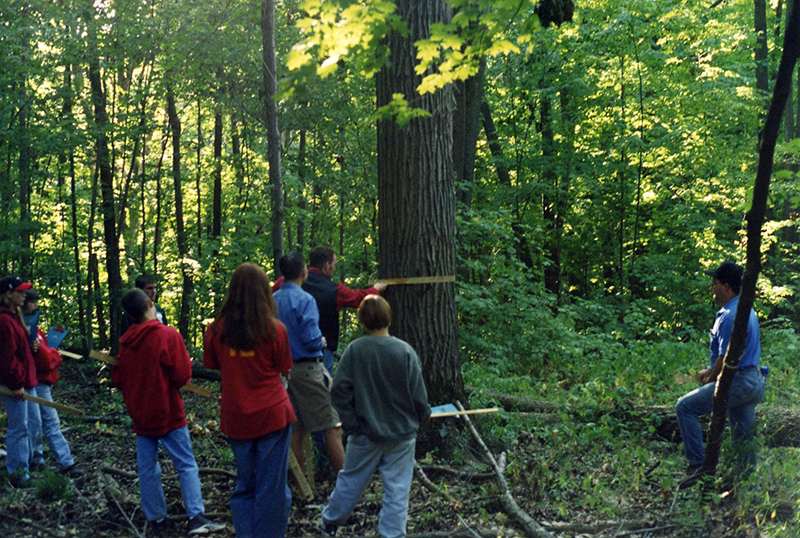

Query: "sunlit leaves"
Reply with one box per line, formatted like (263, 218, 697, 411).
(371, 92, 431, 127)
(288, 0, 544, 96)
(287, 0, 402, 79)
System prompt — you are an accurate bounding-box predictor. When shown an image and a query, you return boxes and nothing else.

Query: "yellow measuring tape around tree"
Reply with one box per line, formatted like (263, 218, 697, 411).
(88, 350, 213, 398)
(0, 386, 85, 416)
(373, 275, 456, 285)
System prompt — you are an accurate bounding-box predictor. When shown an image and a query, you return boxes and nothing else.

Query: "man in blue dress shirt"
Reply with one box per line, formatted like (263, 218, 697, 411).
(273, 252, 344, 474)
(676, 260, 765, 489)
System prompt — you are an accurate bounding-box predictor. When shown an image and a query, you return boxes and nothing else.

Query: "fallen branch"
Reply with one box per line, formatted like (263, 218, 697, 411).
(455, 401, 554, 538)
(467, 387, 800, 448)
(414, 462, 455, 502)
(539, 519, 655, 533)
(102, 474, 144, 538)
(418, 464, 494, 482)
(403, 528, 516, 537)
(101, 464, 237, 480)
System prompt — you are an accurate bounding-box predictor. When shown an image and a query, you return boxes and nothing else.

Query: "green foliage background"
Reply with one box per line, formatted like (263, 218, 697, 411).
(0, 0, 799, 530)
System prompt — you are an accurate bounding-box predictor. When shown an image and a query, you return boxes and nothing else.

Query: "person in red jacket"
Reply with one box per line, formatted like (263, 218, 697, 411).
(22, 290, 81, 476)
(113, 288, 224, 535)
(204, 262, 296, 538)
(0, 275, 37, 487)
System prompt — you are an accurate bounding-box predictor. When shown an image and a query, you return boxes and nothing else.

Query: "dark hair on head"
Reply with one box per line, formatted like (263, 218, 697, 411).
(216, 263, 277, 350)
(308, 246, 335, 269)
(279, 252, 306, 281)
(358, 295, 392, 331)
(122, 288, 151, 323)
(135, 274, 157, 289)
(24, 289, 39, 305)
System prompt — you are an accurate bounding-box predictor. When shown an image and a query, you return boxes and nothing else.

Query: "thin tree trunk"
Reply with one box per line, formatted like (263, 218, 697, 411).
(212, 110, 223, 312)
(167, 85, 192, 340)
(453, 58, 486, 209)
(63, 66, 89, 352)
(153, 127, 168, 275)
(297, 129, 307, 251)
(540, 95, 561, 298)
(196, 97, 203, 256)
(755, 0, 770, 95)
(90, 253, 108, 350)
(88, 50, 122, 354)
(480, 100, 535, 271)
(261, 0, 284, 274)
(703, 0, 800, 476)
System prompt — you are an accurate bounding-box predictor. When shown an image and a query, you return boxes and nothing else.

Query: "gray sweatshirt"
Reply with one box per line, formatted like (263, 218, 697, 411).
(331, 335, 431, 443)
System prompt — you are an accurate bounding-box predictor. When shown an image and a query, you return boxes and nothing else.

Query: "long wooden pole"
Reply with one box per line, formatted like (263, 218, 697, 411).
(0, 386, 85, 416)
(431, 407, 499, 419)
(88, 350, 213, 398)
(373, 275, 455, 286)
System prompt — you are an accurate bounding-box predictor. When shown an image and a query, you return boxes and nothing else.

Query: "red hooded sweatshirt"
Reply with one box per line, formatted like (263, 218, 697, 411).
(33, 328, 62, 385)
(0, 307, 37, 390)
(112, 319, 191, 436)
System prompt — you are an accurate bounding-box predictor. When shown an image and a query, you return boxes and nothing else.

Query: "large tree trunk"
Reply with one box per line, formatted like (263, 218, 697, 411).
(376, 0, 463, 415)
(88, 52, 122, 354)
(167, 85, 192, 340)
(704, 0, 800, 474)
(261, 0, 284, 274)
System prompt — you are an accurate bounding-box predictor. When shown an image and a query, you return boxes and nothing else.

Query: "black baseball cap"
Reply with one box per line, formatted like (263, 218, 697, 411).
(704, 260, 743, 289)
(0, 275, 33, 292)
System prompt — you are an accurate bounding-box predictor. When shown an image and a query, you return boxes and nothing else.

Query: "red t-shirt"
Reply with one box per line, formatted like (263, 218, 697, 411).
(113, 319, 191, 436)
(33, 328, 62, 385)
(203, 318, 295, 440)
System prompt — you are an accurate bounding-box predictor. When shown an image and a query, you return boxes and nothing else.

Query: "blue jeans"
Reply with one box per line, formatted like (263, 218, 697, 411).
(322, 349, 335, 376)
(676, 367, 764, 473)
(27, 386, 42, 466)
(3, 388, 34, 479)
(31, 384, 74, 469)
(228, 426, 292, 538)
(323, 434, 416, 538)
(136, 425, 205, 522)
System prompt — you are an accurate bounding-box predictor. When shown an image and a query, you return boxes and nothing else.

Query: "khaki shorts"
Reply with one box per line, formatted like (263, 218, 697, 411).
(288, 361, 340, 433)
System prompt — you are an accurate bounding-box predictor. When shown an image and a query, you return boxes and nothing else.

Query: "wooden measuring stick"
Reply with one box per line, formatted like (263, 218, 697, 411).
(430, 407, 499, 419)
(88, 350, 213, 398)
(0, 386, 85, 416)
(289, 450, 314, 501)
(373, 275, 456, 286)
(59, 349, 83, 360)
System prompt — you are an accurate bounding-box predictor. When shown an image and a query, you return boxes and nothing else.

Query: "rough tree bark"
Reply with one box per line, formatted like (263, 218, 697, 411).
(376, 0, 463, 413)
(703, 1, 800, 475)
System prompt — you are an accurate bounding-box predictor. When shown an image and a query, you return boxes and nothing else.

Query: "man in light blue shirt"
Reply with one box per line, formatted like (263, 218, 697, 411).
(676, 260, 764, 489)
(273, 253, 344, 474)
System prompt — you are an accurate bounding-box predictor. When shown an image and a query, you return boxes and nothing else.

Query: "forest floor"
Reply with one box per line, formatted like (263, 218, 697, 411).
(1, 361, 797, 538)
